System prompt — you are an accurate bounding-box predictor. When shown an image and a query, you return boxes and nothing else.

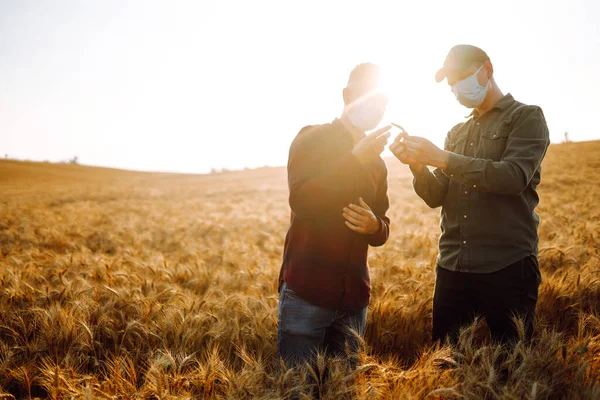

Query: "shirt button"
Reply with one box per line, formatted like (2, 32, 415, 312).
(464, 215, 467, 219)
(476, 122, 480, 125)
(470, 142, 474, 146)
(473, 185, 477, 188)
(464, 191, 468, 195)
(493, 134, 497, 138)
(450, 174, 454, 177)
(463, 240, 467, 244)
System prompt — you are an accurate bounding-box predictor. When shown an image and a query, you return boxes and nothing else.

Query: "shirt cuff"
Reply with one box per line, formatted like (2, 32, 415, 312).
(366, 217, 387, 247)
(444, 152, 471, 179)
(409, 164, 428, 179)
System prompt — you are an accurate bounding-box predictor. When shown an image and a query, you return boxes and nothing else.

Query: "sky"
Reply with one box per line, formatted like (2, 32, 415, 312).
(1, 0, 599, 174)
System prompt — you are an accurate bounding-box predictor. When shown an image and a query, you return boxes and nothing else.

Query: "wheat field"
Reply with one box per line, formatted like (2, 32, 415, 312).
(0, 141, 599, 399)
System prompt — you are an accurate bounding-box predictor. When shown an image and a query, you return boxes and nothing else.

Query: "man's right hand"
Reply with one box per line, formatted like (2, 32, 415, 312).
(389, 131, 423, 171)
(352, 125, 391, 165)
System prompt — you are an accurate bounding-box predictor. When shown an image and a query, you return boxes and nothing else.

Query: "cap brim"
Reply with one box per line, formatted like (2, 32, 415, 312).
(435, 67, 446, 83)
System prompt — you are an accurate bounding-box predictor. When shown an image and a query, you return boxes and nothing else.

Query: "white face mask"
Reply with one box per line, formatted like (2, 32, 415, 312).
(451, 65, 490, 108)
(345, 95, 387, 132)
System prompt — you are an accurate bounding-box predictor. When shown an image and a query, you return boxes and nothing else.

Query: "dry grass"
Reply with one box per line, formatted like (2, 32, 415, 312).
(0, 141, 599, 399)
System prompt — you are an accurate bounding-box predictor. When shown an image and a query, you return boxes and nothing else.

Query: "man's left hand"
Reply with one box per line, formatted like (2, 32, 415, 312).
(343, 197, 380, 235)
(404, 136, 450, 169)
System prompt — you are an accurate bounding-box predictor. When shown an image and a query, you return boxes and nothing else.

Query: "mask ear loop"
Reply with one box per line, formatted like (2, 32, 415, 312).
(484, 65, 493, 91)
(476, 64, 493, 90)
(451, 64, 488, 96)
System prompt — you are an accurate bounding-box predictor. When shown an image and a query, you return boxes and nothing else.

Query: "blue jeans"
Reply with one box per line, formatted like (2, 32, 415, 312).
(277, 281, 367, 369)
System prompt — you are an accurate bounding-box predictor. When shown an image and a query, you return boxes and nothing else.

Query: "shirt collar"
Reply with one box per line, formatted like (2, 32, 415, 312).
(470, 93, 515, 118)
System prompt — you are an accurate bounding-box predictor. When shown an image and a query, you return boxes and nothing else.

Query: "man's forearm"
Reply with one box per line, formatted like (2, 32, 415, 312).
(441, 106, 550, 195)
(289, 153, 369, 219)
(428, 150, 450, 170)
(443, 153, 532, 195)
(411, 165, 449, 208)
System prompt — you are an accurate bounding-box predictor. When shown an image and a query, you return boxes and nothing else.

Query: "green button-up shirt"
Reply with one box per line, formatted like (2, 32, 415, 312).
(411, 94, 550, 273)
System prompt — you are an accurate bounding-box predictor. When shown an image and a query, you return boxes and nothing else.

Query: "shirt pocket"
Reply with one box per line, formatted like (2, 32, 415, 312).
(480, 125, 510, 161)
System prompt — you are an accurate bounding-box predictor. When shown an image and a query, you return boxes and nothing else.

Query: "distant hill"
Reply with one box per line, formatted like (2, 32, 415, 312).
(2, 140, 599, 188)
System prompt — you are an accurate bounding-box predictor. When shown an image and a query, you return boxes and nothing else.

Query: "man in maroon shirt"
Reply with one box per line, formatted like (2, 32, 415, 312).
(277, 63, 391, 370)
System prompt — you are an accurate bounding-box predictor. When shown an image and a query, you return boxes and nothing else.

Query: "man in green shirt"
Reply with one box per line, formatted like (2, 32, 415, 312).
(390, 44, 549, 345)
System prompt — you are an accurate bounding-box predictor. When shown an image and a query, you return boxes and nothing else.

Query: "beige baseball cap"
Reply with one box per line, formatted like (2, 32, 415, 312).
(435, 44, 490, 83)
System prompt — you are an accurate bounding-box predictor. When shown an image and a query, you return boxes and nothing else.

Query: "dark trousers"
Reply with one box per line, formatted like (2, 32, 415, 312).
(433, 256, 541, 345)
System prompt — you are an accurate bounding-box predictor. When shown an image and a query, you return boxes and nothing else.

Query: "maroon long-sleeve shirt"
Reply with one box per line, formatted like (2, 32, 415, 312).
(277, 118, 390, 310)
